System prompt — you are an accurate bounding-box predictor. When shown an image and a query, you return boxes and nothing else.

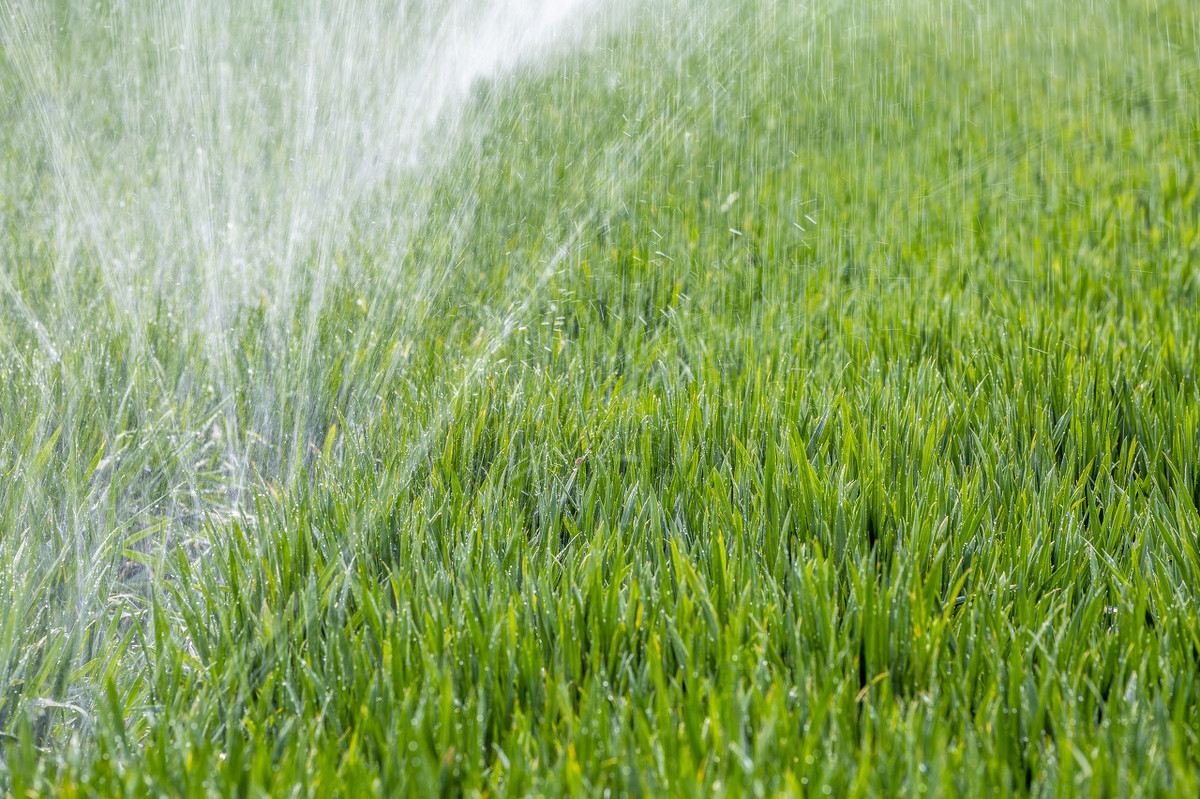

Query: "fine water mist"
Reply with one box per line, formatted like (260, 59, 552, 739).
(0, 1, 627, 726)
(2, 0, 607, 506)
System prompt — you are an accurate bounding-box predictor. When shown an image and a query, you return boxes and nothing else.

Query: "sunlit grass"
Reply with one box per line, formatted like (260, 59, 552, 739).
(1, 0, 1199, 794)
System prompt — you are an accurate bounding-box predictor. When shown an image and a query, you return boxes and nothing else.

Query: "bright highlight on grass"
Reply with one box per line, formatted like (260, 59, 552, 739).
(1, 0, 1199, 795)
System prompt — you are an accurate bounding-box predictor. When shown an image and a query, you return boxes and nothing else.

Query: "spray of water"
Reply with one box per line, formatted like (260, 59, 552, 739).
(0, 0, 632, 735)
(2, 0, 607, 490)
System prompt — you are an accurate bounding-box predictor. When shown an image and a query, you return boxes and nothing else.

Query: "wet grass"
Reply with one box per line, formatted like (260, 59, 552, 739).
(1, 0, 1199, 795)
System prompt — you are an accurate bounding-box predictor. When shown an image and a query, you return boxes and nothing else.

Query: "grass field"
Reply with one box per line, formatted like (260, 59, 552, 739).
(1, 0, 1199, 795)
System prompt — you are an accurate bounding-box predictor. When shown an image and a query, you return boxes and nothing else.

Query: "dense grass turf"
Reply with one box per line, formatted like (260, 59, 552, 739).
(2, 0, 1199, 794)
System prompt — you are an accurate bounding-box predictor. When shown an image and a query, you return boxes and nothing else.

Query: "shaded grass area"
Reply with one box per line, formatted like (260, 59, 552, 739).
(1, 0, 1199, 794)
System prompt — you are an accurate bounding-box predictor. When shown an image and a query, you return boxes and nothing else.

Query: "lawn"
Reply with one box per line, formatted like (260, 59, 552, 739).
(1, 0, 1199, 795)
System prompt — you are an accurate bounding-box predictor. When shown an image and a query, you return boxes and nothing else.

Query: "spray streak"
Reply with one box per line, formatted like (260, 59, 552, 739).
(2, 0, 604, 485)
(0, 0, 621, 724)
(3, 0, 594, 312)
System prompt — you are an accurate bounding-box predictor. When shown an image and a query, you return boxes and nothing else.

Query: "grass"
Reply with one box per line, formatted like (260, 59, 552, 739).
(1, 0, 1199, 794)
